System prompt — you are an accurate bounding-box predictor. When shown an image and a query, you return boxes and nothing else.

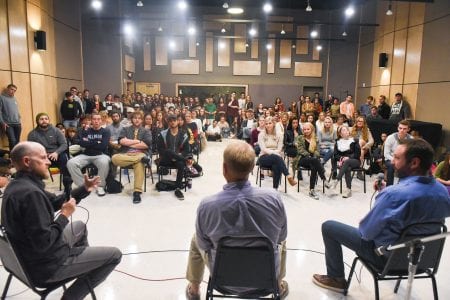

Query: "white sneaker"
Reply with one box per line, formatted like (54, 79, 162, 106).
(342, 188, 352, 198)
(96, 187, 106, 197)
(309, 189, 319, 200)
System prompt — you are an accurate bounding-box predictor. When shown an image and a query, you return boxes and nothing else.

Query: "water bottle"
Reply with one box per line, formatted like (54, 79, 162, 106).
(187, 177, 193, 189)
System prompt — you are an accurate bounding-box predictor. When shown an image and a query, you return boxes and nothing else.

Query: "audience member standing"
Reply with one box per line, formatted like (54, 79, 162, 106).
(0, 84, 21, 151)
(60, 91, 82, 128)
(339, 95, 355, 122)
(377, 95, 390, 120)
(389, 92, 411, 122)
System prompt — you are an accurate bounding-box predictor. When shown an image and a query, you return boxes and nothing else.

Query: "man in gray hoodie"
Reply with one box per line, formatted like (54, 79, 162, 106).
(0, 84, 21, 151)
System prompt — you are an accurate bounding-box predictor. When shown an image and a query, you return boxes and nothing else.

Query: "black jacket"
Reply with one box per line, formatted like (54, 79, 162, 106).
(1, 172, 90, 285)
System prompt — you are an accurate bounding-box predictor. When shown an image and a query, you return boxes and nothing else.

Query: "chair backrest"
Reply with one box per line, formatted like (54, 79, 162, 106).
(381, 222, 447, 277)
(0, 226, 33, 288)
(209, 236, 279, 298)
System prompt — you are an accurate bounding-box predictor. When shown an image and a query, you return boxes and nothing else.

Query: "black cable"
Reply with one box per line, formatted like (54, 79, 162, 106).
(122, 249, 189, 255)
(4, 287, 30, 298)
(369, 189, 378, 210)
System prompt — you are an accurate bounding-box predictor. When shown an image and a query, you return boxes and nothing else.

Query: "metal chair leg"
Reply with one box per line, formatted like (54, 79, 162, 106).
(1, 274, 13, 300)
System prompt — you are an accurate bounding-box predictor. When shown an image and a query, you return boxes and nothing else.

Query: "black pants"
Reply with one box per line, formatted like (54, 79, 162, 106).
(50, 152, 73, 191)
(298, 156, 326, 190)
(332, 158, 361, 189)
(4, 124, 21, 151)
(259, 154, 289, 189)
(160, 153, 186, 189)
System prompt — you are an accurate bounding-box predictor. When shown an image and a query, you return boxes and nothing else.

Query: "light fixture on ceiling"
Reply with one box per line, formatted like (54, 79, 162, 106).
(306, 0, 312, 12)
(227, 7, 244, 14)
(196, 42, 200, 46)
(316, 45, 322, 51)
(188, 26, 196, 35)
(178, 1, 187, 10)
(91, 0, 102, 10)
(222, 2, 229, 9)
(310, 30, 318, 38)
(136, 1, 143, 7)
(342, 30, 347, 37)
(292, 44, 296, 49)
(263, 3, 273, 13)
(245, 42, 249, 47)
(386, 1, 393, 15)
(158, 23, 163, 32)
(266, 43, 272, 50)
(280, 24, 285, 35)
(221, 24, 226, 33)
(249, 27, 257, 36)
(345, 6, 355, 18)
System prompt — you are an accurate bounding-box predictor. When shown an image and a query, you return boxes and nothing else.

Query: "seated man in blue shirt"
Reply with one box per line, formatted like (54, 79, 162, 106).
(185, 140, 289, 300)
(312, 138, 450, 293)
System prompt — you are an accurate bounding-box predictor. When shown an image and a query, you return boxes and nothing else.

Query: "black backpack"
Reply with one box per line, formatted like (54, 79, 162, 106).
(155, 179, 178, 192)
(105, 176, 123, 194)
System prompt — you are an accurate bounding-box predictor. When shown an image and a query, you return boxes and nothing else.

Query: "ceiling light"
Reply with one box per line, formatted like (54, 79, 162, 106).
(266, 43, 272, 50)
(280, 24, 285, 35)
(178, 1, 187, 10)
(342, 30, 347, 37)
(136, 1, 143, 7)
(306, 0, 312, 12)
(310, 30, 318, 38)
(221, 25, 226, 33)
(222, 2, 229, 9)
(123, 23, 134, 36)
(345, 6, 355, 18)
(169, 40, 176, 49)
(292, 44, 296, 49)
(188, 26, 196, 35)
(158, 26, 163, 32)
(249, 28, 257, 36)
(263, 3, 273, 13)
(91, 0, 102, 10)
(386, 2, 393, 16)
(196, 42, 200, 46)
(227, 7, 244, 14)
(316, 45, 322, 51)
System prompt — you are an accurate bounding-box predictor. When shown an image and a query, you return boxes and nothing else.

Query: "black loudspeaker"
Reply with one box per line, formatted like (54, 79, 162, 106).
(34, 30, 46, 50)
(379, 52, 388, 68)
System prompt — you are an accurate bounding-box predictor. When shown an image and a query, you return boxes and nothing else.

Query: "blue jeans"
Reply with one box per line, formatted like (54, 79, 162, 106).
(322, 220, 386, 278)
(319, 148, 333, 165)
(4, 124, 21, 151)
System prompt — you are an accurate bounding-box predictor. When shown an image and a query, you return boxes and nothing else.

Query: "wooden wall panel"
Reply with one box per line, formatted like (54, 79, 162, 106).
(267, 38, 275, 73)
(234, 24, 246, 53)
(388, 85, 403, 104)
(155, 37, 168, 65)
(312, 40, 320, 60)
(124, 54, 135, 72)
(0, 71, 11, 86)
(217, 38, 230, 67)
(233, 61, 261, 76)
(294, 62, 322, 77)
(171, 59, 199, 75)
(279, 40, 291, 68)
(251, 39, 258, 59)
(391, 29, 407, 84)
(296, 25, 308, 55)
(409, 3, 425, 27)
(404, 25, 423, 84)
(189, 36, 196, 58)
(143, 41, 151, 70)
(205, 34, 213, 72)
(395, 2, 410, 30)
(8, 0, 29, 72)
(12, 72, 32, 139)
(0, 0, 10, 70)
(31, 73, 58, 122)
(402, 84, 418, 118)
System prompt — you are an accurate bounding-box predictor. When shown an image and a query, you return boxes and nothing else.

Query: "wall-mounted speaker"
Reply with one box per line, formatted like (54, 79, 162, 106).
(34, 30, 46, 51)
(379, 52, 388, 68)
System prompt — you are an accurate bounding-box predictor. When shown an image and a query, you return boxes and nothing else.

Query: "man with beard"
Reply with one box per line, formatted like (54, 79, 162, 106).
(111, 112, 152, 204)
(312, 139, 450, 294)
(28, 113, 72, 195)
(106, 111, 124, 155)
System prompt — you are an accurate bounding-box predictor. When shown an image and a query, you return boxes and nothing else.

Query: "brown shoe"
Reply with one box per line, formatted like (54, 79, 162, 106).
(312, 274, 347, 293)
(287, 176, 297, 186)
(185, 284, 200, 300)
(279, 280, 289, 299)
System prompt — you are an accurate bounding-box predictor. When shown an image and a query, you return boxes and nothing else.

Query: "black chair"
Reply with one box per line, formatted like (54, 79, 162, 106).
(296, 166, 325, 193)
(206, 236, 280, 300)
(345, 222, 447, 300)
(48, 167, 64, 191)
(156, 161, 188, 191)
(118, 156, 154, 192)
(255, 161, 287, 193)
(0, 226, 96, 300)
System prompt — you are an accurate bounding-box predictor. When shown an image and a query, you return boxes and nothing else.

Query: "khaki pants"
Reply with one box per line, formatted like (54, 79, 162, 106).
(185, 235, 287, 284)
(111, 153, 145, 192)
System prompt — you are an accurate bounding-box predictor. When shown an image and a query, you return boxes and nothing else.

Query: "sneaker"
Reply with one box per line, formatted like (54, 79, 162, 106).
(312, 274, 347, 293)
(287, 176, 297, 186)
(174, 188, 184, 200)
(185, 284, 200, 300)
(96, 187, 106, 197)
(342, 188, 352, 198)
(309, 189, 319, 200)
(132, 192, 141, 204)
(280, 280, 289, 299)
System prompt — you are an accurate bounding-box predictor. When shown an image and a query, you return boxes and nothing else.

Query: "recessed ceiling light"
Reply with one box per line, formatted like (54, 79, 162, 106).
(123, 23, 134, 35)
(169, 40, 176, 49)
(227, 7, 244, 14)
(306, 0, 312, 12)
(263, 3, 273, 13)
(136, 1, 143, 7)
(178, 1, 187, 10)
(345, 6, 355, 17)
(245, 43, 249, 47)
(222, 2, 229, 9)
(249, 28, 257, 36)
(188, 27, 196, 35)
(196, 42, 200, 46)
(91, 0, 102, 10)
(316, 45, 322, 51)
(219, 42, 226, 49)
(310, 30, 318, 38)
(221, 25, 226, 33)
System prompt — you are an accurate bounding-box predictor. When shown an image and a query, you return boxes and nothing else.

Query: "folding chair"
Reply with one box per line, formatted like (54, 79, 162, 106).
(255, 160, 287, 193)
(345, 222, 447, 300)
(206, 236, 280, 300)
(156, 161, 188, 191)
(0, 226, 96, 300)
(296, 166, 325, 193)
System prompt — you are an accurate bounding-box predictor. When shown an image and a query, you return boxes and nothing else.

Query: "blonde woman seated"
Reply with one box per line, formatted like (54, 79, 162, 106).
(351, 116, 374, 163)
(318, 117, 337, 167)
(258, 117, 297, 190)
(329, 125, 362, 198)
(292, 123, 329, 200)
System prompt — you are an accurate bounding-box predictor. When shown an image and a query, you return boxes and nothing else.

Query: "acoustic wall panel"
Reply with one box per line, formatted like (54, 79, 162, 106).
(124, 54, 135, 72)
(155, 37, 168, 65)
(143, 41, 151, 70)
(205, 33, 213, 72)
(279, 40, 292, 68)
(296, 25, 308, 55)
(189, 36, 196, 58)
(8, 0, 29, 72)
(294, 62, 322, 77)
(171, 59, 199, 75)
(234, 24, 246, 53)
(217, 38, 230, 67)
(251, 39, 258, 59)
(233, 61, 261, 76)
(267, 37, 275, 73)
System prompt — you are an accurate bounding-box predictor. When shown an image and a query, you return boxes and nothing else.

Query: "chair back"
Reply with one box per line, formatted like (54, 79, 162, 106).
(381, 222, 447, 277)
(0, 226, 33, 287)
(208, 236, 279, 298)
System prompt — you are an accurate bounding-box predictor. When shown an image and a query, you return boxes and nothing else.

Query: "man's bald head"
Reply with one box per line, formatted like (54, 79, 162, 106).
(10, 142, 46, 170)
(223, 141, 255, 181)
